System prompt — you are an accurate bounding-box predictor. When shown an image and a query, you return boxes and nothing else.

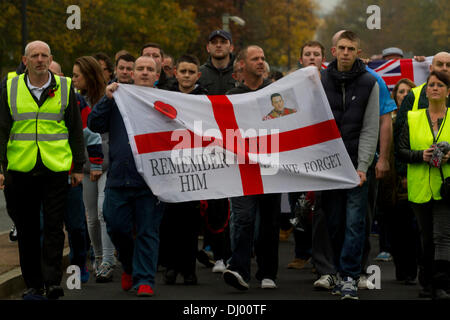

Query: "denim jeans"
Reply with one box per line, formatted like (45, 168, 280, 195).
(103, 187, 164, 288)
(229, 193, 281, 283)
(64, 184, 88, 269)
(322, 183, 368, 280)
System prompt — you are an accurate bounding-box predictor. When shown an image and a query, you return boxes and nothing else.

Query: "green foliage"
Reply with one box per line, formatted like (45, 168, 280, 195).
(317, 0, 448, 59)
(0, 0, 199, 76)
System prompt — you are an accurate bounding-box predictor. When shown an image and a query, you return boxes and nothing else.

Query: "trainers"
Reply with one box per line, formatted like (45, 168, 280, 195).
(22, 288, 47, 300)
(46, 285, 64, 300)
(314, 274, 337, 290)
(223, 270, 249, 291)
(183, 273, 198, 285)
(375, 252, 392, 262)
(93, 257, 102, 275)
(212, 259, 227, 273)
(163, 269, 178, 285)
(137, 284, 154, 297)
(121, 272, 133, 291)
(287, 258, 310, 270)
(197, 249, 215, 268)
(261, 278, 277, 289)
(357, 275, 375, 290)
(9, 224, 18, 242)
(341, 277, 359, 300)
(331, 281, 342, 296)
(96, 262, 114, 283)
(80, 266, 90, 283)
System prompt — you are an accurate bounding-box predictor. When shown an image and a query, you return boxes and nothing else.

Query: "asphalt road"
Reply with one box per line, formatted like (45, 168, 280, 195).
(28, 236, 422, 301)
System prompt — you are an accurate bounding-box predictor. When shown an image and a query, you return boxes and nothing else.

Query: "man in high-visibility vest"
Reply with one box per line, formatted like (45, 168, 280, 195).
(0, 41, 85, 300)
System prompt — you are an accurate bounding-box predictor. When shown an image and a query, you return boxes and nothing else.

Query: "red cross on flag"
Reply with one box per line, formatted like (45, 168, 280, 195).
(113, 67, 359, 203)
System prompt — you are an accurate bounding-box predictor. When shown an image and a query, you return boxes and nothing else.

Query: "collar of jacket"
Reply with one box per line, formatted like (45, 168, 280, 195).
(326, 58, 367, 84)
(236, 77, 272, 92)
(205, 54, 236, 72)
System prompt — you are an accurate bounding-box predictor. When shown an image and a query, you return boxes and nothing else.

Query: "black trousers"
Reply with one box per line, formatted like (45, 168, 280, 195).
(159, 201, 200, 275)
(390, 198, 420, 281)
(4, 169, 69, 290)
(202, 198, 231, 261)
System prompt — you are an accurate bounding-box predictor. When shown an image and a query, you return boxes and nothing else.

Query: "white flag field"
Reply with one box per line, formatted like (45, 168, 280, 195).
(113, 66, 360, 203)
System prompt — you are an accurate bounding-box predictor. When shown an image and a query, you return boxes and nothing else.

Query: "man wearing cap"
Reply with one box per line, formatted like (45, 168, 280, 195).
(382, 47, 404, 60)
(198, 30, 236, 95)
(195, 30, 236, 275)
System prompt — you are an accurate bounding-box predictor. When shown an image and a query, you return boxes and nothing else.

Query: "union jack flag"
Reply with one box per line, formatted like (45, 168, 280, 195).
(322, 57, 432, 91)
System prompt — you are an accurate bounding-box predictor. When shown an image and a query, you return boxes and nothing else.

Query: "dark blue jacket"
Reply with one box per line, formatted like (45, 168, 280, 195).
(321, 59, 377, 168)
(87, 94, 148, 189)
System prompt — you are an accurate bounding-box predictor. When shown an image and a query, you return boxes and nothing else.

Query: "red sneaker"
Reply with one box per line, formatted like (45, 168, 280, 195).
(121, 272, 133, 291)
(137, 284, 154, 297)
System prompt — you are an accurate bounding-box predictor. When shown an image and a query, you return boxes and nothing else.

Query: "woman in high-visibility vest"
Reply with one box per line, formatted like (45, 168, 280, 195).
(397, 70, 450, 300)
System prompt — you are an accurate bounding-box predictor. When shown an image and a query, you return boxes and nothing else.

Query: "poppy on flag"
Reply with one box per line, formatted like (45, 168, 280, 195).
(113, 66, 360, 203)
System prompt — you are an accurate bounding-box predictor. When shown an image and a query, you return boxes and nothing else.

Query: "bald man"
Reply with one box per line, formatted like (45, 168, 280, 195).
(0, 40, 84, 300)
(88, 56, 164, 297)
(49, 61, 64, 76)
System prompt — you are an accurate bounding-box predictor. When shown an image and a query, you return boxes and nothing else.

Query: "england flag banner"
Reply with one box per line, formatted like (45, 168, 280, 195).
(113, 66, 359, 203)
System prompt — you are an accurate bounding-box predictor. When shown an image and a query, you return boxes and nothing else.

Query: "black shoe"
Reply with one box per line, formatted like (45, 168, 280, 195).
(418, 287, 432, 298)
(183, 273, 198, 285)
(197, 250, 214, 268)
(9, 225, 18, 242)
(46, 285, 64, 300)
(433, 289, 450, 300)
(163, 269, 178, 285)
(404, 276, 417, 286)
(22, 288, 46, 300)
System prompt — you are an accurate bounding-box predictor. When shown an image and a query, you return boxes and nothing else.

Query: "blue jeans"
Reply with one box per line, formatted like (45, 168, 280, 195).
(64, 184, 88, 269)
(229, 194, 281, 283)
(103, 187, 164, 288)
(322, 183, 368, 279)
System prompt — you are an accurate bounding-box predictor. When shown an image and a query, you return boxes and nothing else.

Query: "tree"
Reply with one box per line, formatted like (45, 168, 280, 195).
(242, 0, 318, 71)
(317, 0, 447, 60)
(0, 0, 199, 76)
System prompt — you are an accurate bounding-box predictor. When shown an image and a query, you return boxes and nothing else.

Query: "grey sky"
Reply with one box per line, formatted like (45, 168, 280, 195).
(316, 0, 341, 15)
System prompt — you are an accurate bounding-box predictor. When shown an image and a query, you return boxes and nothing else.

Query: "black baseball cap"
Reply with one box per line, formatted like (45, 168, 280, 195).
(208, 30, 232, 43)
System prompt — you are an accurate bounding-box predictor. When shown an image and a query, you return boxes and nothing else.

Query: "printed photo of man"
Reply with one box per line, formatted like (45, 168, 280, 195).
(263, 93, 297, 121)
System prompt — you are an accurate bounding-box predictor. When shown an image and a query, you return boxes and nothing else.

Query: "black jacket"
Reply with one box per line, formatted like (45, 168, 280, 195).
(321, 58, 377, 167)
(199, 55, 236, 95)
(226, 78, 272, 95)
(168, 80, 208, 95)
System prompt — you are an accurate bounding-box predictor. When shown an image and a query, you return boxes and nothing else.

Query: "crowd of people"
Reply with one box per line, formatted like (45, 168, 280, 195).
(0, 27, 449, 301)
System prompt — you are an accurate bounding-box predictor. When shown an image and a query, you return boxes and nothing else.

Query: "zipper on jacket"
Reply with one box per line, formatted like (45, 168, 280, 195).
(341, 83, 346, 111)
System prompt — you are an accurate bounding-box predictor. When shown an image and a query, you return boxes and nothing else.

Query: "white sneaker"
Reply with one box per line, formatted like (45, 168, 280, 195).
(261, 278, 277, 289)
(223, 270, 249, 291)
(212, 259, 227, 273)
(314, 274, 338, 290)
(357, 275, 375, 289)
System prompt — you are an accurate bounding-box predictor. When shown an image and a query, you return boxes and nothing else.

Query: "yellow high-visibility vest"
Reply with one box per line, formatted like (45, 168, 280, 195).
(411, 83, 426, 111)
(407, 108, 450, 203)
(6, 73, 72, 172)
